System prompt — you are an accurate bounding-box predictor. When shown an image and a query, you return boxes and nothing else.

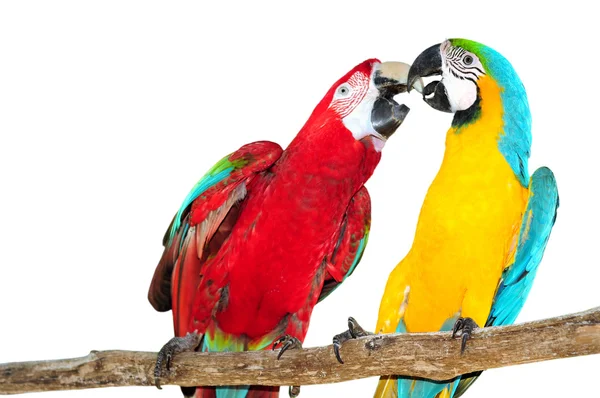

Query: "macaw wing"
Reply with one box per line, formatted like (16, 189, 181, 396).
(454, 167, 559, 398)
(487, 166, 559, 327)
(147, 141, 283, 316)
(318, 186, 371, 303)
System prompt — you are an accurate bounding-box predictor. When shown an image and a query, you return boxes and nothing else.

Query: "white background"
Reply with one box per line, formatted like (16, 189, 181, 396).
(1, 1, 598, 397)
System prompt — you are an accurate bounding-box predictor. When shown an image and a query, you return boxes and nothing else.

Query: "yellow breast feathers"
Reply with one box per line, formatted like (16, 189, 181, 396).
(377, 76, 529, 334)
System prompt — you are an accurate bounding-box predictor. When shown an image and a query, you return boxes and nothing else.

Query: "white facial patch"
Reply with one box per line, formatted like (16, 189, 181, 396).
(440, 40, 486, 112)
(328, 66, 388, 152)
(341, 84, 379, 141)
(441, 72, 478, 112)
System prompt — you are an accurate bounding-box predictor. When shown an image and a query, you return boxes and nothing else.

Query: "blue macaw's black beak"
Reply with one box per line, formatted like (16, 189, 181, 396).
(371, 61, 413, 138)
(407, 43, 453, 113)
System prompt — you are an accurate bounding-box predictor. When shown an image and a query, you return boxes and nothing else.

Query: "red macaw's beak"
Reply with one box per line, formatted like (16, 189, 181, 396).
(371, 62, 424, 139)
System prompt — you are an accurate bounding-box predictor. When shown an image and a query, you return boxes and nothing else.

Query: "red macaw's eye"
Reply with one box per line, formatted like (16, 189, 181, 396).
(337, 85, 350, 97)
(330, 72, 370, 117)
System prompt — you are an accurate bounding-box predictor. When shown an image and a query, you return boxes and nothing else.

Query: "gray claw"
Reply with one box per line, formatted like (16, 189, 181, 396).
(451, 317, 479, 354)
(272, 335, 302, 360)
(154, 332, 201, 389)
(332, 317, 373, 364)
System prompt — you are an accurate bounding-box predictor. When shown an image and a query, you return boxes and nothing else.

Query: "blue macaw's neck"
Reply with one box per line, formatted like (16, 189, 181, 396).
(452, 57, 532, 187)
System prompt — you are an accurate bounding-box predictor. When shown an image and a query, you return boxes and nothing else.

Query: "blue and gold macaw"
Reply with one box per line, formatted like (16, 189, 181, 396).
(334, 39, 559, 398)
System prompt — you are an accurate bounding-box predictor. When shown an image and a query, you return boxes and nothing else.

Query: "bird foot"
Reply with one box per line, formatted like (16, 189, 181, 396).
(272, 335, 302, 397)
(332, 316, 373, 364)
(272, 334, 302, 360)
(154, 332, 202, 389)
(451, 317, 479, 354)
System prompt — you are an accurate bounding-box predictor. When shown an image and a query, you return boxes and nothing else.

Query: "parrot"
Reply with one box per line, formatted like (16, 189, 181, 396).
(147, 58, 421, 398)
(332, 39, 559, 398)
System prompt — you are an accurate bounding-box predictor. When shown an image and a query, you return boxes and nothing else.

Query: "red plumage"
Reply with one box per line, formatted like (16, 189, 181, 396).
(148, 59, 386, 397)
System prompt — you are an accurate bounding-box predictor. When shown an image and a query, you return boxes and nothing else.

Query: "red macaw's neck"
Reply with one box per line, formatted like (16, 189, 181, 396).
(282, 114, 382, 192)
(210, 117, 380, 340)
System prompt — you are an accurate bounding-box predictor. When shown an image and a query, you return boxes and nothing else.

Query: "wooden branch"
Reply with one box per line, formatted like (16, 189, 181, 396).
(1, 307, 599, 395)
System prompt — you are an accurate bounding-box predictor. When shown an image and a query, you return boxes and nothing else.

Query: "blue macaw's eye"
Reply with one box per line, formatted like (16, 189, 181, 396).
(463, 55, 474, 65)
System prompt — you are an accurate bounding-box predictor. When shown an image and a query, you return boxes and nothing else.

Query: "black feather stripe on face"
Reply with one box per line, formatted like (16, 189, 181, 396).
(444, 44, 485, 82)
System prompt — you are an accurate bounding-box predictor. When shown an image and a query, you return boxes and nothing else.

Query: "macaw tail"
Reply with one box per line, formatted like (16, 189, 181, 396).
(374, 376, 460, 398)
(180, 327, 282, 398)
(374, 375, 397, 398)
(189, 386, 279, 398)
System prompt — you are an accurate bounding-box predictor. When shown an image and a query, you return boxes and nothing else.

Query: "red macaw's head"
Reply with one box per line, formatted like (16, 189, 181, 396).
(290, 59, 422, 181)
(300, 59, 422, 150)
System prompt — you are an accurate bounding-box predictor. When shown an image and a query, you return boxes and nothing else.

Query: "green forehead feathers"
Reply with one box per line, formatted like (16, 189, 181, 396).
(448, 38, 486, 54)
(448, 38, 491, 72)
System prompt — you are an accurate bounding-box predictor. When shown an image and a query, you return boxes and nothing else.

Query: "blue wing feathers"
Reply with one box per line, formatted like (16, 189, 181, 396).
(344, 235, 367, 281)
(180, 167, 234, 214)
(170, 165, 235, 241)
(487, 166, 559, 326)
(481, 43, 532, 187)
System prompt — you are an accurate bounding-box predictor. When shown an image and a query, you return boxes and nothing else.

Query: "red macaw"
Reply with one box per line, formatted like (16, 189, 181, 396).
(148, 59, 418, 398)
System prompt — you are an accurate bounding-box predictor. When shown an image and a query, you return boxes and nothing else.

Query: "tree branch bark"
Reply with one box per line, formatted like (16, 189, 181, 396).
(1, 307, 599, 395)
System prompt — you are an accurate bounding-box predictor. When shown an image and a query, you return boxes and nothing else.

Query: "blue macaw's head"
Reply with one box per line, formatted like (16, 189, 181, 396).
(407, 39, 528, 113)
(407, 38, 532, 186)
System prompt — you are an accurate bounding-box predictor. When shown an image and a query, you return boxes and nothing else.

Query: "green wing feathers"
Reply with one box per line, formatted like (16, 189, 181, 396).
(148, 141, 282, 313)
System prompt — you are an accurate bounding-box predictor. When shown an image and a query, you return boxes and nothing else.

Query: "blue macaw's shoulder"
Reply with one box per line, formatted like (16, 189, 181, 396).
(487, 166, 559, 326)
(318, 186, 371, 303)
(167, 141, 283, 244)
